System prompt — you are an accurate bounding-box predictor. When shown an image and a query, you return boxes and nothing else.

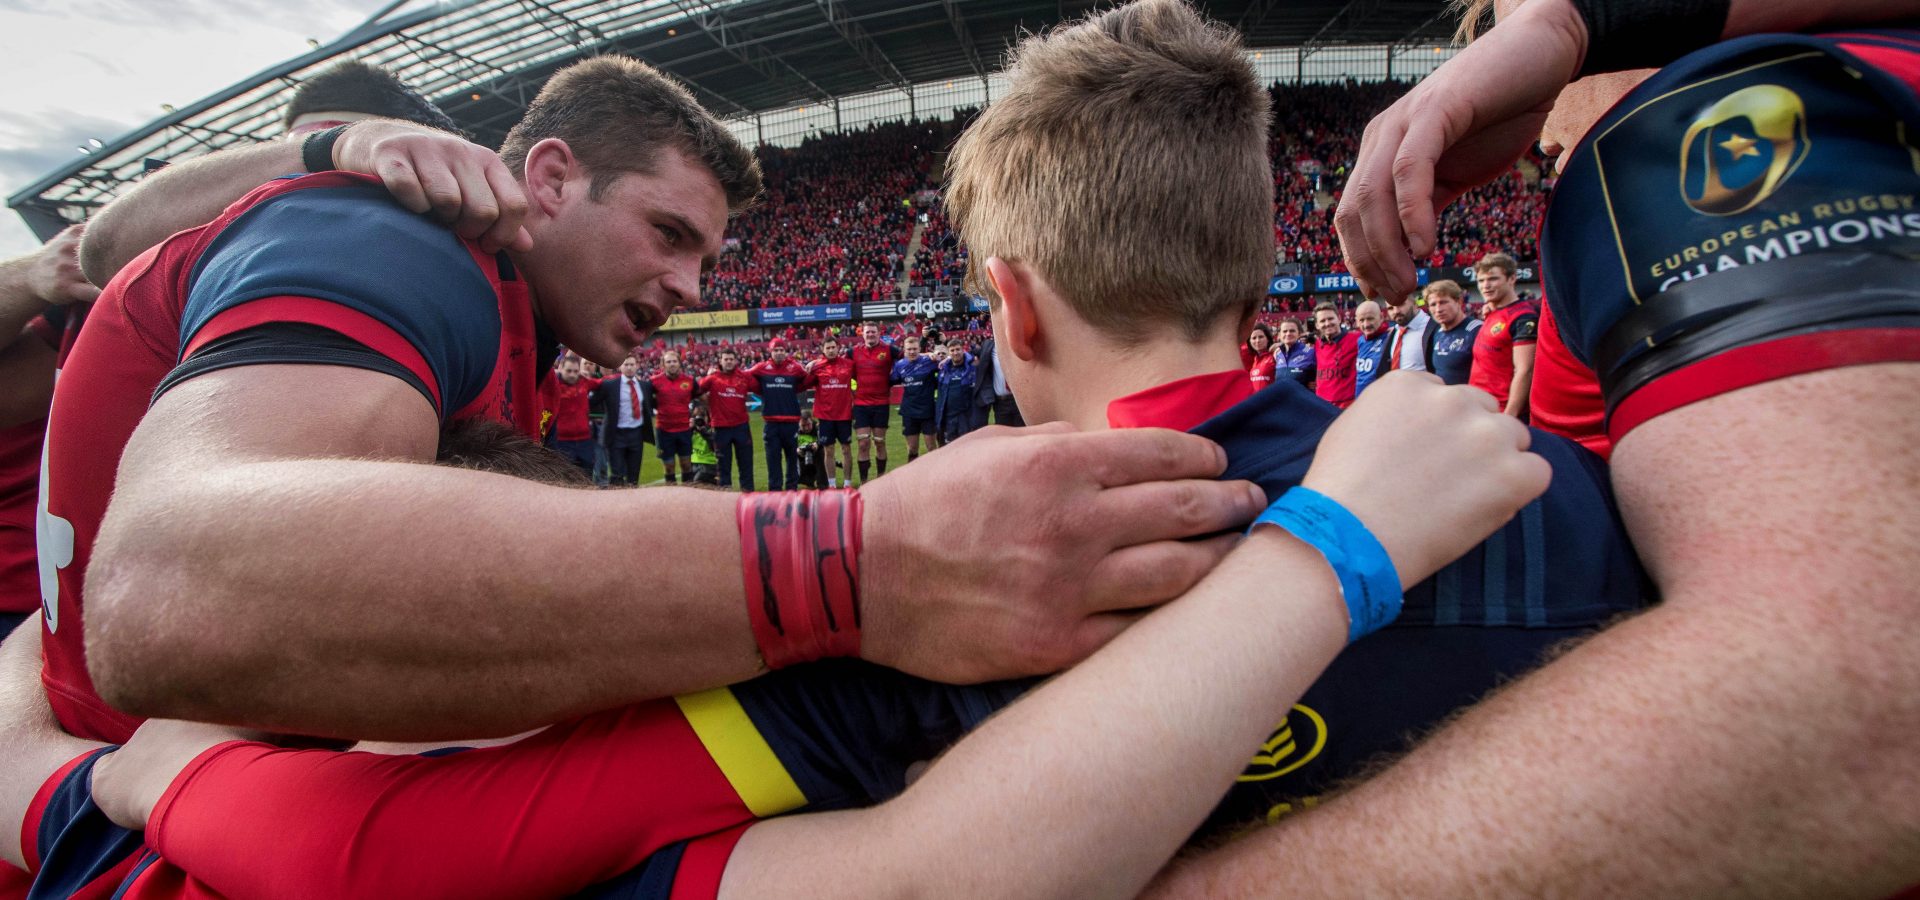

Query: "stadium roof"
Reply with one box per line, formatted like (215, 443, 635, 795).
(8, 0, 1456, 240)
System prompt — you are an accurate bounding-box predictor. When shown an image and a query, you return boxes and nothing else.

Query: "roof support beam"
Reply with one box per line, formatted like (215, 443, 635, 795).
(815, 0, 912, 92)
(940, 0, 988, 81)
(673, 1, 835, 107)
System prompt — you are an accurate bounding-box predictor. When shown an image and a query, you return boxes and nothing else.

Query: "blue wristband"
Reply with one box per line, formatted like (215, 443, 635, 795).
(1248, 486, 1403, 643)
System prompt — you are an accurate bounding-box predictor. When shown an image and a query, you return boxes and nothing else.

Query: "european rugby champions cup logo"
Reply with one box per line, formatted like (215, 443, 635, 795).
(1680, 85, 1811, 216)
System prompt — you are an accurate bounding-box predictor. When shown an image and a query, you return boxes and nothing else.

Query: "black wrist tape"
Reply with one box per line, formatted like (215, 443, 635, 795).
(301, 124, 351, 174)
(1571, 0, 1732, 76)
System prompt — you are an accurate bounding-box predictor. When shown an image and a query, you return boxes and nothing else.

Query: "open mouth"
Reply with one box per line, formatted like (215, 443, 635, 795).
(625, 303, 665, 333)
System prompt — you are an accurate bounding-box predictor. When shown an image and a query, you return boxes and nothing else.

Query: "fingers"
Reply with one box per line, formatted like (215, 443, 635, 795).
(1091, 478, 1267, 549)
(1048, 427, 1228, 487)
(410, 152, 468, 225)
(481, 162, 533, 252)
(1061, 610, 1149, 665)
(378, 152, 432, 216)
(1081, 533, 1241, 613)
(1393, 116, 1445, 260)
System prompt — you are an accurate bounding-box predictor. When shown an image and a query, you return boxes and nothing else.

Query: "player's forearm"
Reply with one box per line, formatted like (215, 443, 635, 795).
(79, 140, 302, 286)
(726, 531, 1348, 900)
(89, 458, 759, 739)
(1504, 361, 1533, 417)
(0, 617, 103, 869)
(1150, 594, 1920, 898)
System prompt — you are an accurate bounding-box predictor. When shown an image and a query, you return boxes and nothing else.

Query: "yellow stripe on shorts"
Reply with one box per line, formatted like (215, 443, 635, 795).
(674, 687, 809, 816)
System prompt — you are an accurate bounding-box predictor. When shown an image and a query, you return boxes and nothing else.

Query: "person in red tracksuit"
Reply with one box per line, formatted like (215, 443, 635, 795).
(807, 338, 856, 487)
(697, 350, 756, 490)
(539, 356, 597, 476)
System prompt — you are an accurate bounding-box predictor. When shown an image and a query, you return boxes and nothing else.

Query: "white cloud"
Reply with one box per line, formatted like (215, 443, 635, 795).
(0, 0, 386, 258)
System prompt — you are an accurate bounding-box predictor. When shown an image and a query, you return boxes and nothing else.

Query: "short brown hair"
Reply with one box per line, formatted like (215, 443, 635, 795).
(1313, 301, 1338, 315)
(500, 56, 761, 213)
(1474, 252, 1518, 276)
(1425, 279, 1465, 299)
(946, 0, 1272, 344)
(435, 420, 593, 488)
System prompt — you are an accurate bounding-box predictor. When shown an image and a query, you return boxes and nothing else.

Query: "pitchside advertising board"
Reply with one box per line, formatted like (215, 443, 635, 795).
(860, 297, 959, 318)
(754, 303, 855, 325)
(1269, 262, 1539, 296)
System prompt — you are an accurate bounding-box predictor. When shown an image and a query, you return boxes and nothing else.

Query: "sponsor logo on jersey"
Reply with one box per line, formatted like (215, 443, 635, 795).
(1237, 704, 1327, 782)
(1681, 85, 1810, 216)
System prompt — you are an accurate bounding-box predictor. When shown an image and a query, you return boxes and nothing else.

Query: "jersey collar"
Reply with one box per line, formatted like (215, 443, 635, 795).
(1106, 370, 1255, 432)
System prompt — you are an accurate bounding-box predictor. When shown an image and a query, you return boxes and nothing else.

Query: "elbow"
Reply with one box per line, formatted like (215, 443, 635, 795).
(84, 522, 246, 720)
(76, 220, 120, 288)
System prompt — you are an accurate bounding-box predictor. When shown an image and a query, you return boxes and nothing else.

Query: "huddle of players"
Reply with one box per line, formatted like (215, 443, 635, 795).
(11, 0, 1920, 894)
(1244, 254, 1539, 417)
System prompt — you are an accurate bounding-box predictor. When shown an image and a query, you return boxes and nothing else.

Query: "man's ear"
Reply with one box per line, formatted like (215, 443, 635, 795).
(521, 138, 579, 219)
(985, 257, 1042, 364)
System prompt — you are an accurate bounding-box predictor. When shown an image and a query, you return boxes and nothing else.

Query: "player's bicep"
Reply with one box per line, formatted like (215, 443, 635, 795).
(1610, 364, 1920, 615)
(121, 363, 437, 488)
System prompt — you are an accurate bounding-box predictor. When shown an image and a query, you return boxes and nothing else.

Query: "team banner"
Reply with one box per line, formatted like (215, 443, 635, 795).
(661, 309, 751, 331)
(755, 303, 854, 325)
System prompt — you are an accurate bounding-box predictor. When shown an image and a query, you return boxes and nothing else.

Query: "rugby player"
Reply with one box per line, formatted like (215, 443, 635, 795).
(39, 6, 1640, 898)
(47, 54, 1265, 745)
(649, 350, 698, 483)
(1425, 279, 1481, 385)
(805, 337, 856, 485)
(889, 336, 940, 461)
(1467, 253, 1539, 416)
(848, 321, 901, 482)
(697, 350, 756, 490)
(1158, 0, 1920, 894)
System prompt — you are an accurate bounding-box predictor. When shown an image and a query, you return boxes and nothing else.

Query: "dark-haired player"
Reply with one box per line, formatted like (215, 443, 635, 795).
(745, 339, 810, 490)
(807, 338, 855, 486)
(282, 59, 463, 139)
(698, 350, 755, 490)
(890, 336, 939, 462)
(1255, 0, 1920, 893)
(848, 322, 900, 482)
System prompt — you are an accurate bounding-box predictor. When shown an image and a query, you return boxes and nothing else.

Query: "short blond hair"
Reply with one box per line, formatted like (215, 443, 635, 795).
(945, 0, 1272, 344)
(1450, 0, 1495, 43)
(1425, 279, 1465, 299)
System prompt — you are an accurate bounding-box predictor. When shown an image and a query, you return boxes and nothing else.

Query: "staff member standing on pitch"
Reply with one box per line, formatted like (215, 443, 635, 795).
(849, 322, 901, 483)
(807, 337, 856, 486)
(744, 338, 810, 491)
(699, 350, 756, 490)
(650, 351, 698, 484)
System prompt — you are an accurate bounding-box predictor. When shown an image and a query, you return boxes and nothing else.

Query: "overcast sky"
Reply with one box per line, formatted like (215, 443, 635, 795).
(0, 0, 391, 259)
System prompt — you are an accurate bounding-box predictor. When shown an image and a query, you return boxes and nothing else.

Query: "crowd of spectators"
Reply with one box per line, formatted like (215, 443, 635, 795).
(679, 82, 1549, 316)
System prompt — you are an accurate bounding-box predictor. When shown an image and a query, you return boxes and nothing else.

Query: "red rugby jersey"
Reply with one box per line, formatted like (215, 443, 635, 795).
(698, 369, 756, 428)
(650, 372, 698, 432)
(809, 357, 855, 421)
(1469, 299, 1539, 410)
(539, 375, 595, 442)
(849, 342, 900, 406)
(0, 314, 64, 616)
(1527, 297, 1609, 458)
(1313, 331, 1360, 408)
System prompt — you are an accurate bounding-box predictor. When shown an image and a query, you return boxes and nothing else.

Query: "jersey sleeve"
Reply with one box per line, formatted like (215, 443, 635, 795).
(167, 182, 502, 416)
(1541, 34, 1920, 440)
(145, 701, 769, 900)
(1510, 309, 1539, 346)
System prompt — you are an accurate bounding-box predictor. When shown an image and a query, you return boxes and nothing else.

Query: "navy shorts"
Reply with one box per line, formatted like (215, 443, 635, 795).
(818, 419, 853, 444)
(853, 405, 891, 430)
(900, 415, 935, 436)
(657, 428, 693, 458)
